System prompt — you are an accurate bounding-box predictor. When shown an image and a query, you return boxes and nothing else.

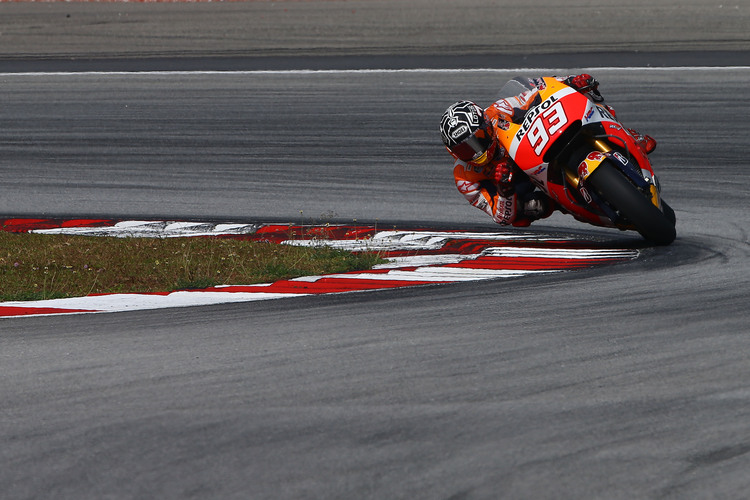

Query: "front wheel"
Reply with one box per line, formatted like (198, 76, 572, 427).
(661, 200, 676, 226)
(587, 161, 676, 245)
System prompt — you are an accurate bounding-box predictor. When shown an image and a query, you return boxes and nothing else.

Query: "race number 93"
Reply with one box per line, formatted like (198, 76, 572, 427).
(527, 102, 568, 155)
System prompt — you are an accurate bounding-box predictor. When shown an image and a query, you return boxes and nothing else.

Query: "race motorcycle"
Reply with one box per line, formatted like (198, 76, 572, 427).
(496, 76, 676, 245)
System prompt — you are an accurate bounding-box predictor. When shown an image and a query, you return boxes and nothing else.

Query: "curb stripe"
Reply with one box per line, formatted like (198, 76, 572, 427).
(0, 218, 639, 318)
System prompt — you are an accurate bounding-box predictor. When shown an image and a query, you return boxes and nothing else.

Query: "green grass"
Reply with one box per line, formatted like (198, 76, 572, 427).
(0, 232, 384, 302)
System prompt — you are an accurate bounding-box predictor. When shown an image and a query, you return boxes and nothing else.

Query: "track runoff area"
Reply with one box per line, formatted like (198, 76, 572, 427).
(0, 218, 639, 318)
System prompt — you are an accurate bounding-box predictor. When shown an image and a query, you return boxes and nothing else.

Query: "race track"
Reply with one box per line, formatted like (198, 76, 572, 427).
(1, 2, 750, 499)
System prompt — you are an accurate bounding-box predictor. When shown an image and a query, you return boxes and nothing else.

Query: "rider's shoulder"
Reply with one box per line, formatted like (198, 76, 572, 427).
(453, 159, 472, 173)
(487, 100, 514, 121)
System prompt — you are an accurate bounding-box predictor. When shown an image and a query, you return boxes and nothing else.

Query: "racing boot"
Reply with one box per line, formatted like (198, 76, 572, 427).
(523, 196, 548, 219)
(512, 192, 555, 227)
(628, 128, 657, 154)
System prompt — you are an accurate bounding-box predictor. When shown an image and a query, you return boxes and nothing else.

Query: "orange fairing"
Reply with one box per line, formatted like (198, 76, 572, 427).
(496, 78, 587, 172)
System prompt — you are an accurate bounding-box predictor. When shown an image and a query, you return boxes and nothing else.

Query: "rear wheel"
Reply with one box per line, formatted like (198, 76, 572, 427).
(587, 161, 676, 245)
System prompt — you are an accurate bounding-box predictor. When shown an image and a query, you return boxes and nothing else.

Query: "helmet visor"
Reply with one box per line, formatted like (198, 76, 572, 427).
(451, 120, 495, 163)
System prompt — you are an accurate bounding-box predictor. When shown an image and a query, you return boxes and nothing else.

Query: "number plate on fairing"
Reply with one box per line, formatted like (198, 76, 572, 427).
(507, 86, 580, 167)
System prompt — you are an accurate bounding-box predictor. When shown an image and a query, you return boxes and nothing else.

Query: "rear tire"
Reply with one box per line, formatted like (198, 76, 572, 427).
(587, 161, 676, 245)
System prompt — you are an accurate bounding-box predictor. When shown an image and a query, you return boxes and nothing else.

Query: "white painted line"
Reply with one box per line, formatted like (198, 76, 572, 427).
(482, 247, 639, 259)
(373, 254, 473, 269)
(1, 67, 748, 77)
(32, 221, 261, 238)
(337, 268, 553, 281)
(0, 290, 311, 315)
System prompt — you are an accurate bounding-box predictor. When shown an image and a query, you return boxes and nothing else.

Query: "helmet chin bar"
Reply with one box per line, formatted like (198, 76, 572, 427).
(469, 137, 498, 166)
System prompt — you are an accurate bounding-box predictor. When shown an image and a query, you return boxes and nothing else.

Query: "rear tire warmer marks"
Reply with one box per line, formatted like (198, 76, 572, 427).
(0, 218, 639, 318)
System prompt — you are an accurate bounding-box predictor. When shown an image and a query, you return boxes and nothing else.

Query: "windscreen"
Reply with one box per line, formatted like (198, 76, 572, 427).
(497, 77, 536, 100)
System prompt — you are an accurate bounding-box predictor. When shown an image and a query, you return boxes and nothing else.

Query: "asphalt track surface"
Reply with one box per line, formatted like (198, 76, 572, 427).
(2, 2, 750, 499)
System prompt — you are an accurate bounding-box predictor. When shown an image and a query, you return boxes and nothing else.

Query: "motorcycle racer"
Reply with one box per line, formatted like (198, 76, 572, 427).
(440, 74, 657, 227)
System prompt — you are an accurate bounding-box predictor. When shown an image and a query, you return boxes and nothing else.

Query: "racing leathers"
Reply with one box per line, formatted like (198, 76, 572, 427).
(453, 155, 549, 227)
(452, 79, 559, 227)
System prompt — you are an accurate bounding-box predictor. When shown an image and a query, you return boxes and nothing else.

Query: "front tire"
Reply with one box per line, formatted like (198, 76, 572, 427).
(662, 200, 676, 226)
(587, 161, 676, 245)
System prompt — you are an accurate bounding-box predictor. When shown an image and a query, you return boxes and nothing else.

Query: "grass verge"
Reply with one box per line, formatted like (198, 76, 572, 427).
(0, 232, 384, 302)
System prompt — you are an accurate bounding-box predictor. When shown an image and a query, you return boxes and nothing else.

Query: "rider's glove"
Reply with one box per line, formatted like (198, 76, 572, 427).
(493, 157, 517, 197)
(566, 73, 604, 102)
(493, 157, 514, 185)
(566, 73, 598, 92)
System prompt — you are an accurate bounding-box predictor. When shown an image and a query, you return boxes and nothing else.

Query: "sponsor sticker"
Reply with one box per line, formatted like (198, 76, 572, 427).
(451, 124, 469, 139)
(613, 152, 629, 165)
(578, 161, 590, 179)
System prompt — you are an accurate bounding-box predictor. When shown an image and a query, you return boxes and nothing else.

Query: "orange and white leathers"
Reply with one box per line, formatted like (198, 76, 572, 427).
(452, 85, 554, 226)
(453, 159, 523, 226)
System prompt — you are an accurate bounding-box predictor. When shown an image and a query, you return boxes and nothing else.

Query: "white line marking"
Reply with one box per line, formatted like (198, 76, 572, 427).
(0, 67, 748, 77)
